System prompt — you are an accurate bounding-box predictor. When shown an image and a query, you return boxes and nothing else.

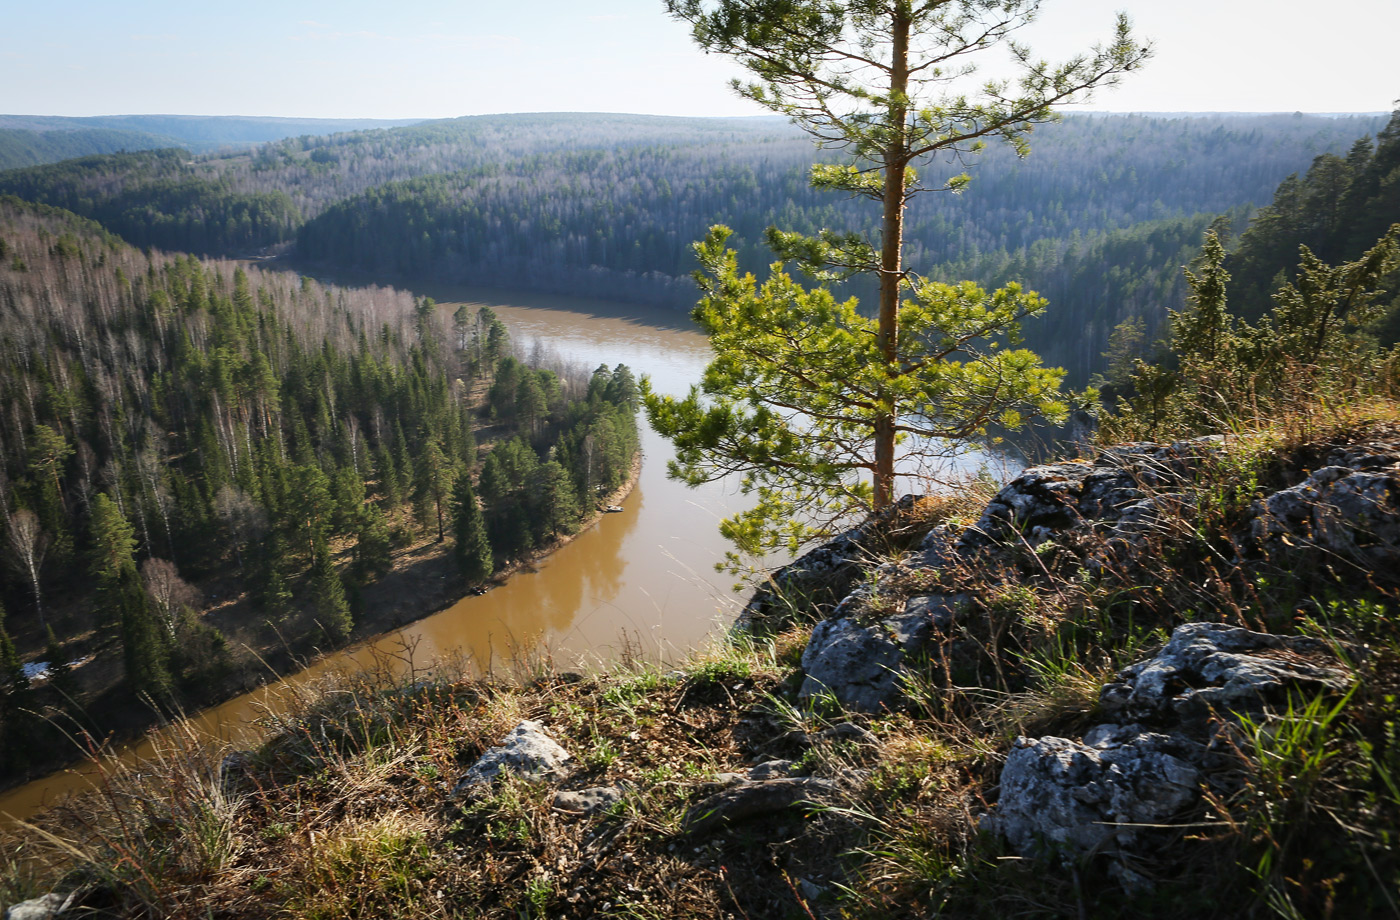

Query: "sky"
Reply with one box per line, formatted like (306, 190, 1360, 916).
(2, 0, 1395, 120)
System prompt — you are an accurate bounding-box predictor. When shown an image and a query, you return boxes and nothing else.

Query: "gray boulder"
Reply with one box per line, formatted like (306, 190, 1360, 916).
(991, 620, 1353, 876)
(682, 777, 840, 835)
(1254, 454, 1400, 564)
(553, 784, 627, 816)
(740, 495, 924, 627)
(916, 523, 960, 571)
(799, 594, 961, 711)
(1100, 622, 1352, 722)
(988, 725, 1203, 859)
(961, 439, 1220, 552)
(749, 759, 798, 780)
(4, 894, 75, 920)
(452, 720, 573, 795)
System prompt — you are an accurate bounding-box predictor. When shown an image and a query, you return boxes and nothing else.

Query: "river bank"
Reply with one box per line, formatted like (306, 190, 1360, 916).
(10, 421, 1398, 918)
(0, 452, 643, 806)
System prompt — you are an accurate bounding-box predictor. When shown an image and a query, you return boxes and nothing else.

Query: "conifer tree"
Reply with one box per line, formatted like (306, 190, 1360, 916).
(353, 503, 394, 583)
(452, 476, 494, 583)
(0, 599, 36, 773)
(311, 537, 353, 642)
(0, 601, 25, 693)
(416, 436, 455, 542)
(91, 493, 172, 697)
(258, 533, 296, 620)
(649, 0, 1149, 556)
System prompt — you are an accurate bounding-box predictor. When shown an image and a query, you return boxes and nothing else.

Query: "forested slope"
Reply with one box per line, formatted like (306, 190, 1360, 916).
(1225, 111, 1400, 325)
(0, 197, 638, 781)
(0, 112, 1388, 383)
(0, 128, 185, 171)
(0, 114, 427, 166)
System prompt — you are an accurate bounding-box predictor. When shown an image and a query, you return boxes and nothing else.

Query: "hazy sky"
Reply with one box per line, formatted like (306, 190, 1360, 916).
(4, 0, 1395, 119)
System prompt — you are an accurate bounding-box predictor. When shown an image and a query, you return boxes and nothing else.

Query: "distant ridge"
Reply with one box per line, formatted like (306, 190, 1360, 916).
(0, 114, 428, 164)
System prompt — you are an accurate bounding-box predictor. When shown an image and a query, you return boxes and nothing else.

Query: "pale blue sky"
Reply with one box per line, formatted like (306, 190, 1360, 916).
(3, 0, 1395, 118)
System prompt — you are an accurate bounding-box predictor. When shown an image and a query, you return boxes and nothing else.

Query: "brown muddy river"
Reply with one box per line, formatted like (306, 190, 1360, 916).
(0, 287, 751, 826)
(0, 284, 1014, 827)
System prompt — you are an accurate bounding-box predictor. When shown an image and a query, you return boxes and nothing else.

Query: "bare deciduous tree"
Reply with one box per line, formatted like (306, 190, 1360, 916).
(7, 509, 49, 629)
(140, 558, 200, 640)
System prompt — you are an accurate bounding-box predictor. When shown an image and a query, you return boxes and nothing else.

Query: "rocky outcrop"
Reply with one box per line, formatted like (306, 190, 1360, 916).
(987, 623, 1353, 878)
(784, 435, 1392, 717)
(452, 720, 573, 795)
(959, 438, 1220, 553)
(797, 594, 963, 712)
(1099, 622, 1352, 723)
(1253, 441, 1400, 564)
(741, 495, 925, 628)
(751, 434, 1393, 890)
(988, 726, 1204, 867)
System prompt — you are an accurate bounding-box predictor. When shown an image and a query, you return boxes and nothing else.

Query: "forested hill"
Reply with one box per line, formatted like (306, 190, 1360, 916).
(0, 196, 639, 780)
(0, 114, 427, 168)
(0, 128, 187, 171)
(0, 112, 1388, 382)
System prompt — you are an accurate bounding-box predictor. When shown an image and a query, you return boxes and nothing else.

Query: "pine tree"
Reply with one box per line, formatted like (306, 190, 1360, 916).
(649, 0, 1148, 557)
(531, 459, 580, 539)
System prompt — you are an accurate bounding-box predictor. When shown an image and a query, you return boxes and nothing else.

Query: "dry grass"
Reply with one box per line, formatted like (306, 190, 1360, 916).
(8, 409, 1400, 918)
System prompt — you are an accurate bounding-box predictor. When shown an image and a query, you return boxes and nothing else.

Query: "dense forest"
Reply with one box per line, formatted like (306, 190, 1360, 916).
(0, 129, 185, 172)
(0, 114, 428, 169)
(0, 197, 638, 779)
(0, 112, 1385, 382)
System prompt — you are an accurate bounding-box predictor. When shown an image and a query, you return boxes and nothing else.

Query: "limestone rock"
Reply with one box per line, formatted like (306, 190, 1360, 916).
(740, 494, 923, 627)
(916, 524, 959, 571)
(4, 893, 75, 920)
(553, 785, 627, 816)
(961, 438, 1220, 552)
(1254, 449, 1400, 564)
(991, 621, 1353, 873)
(682, 777, 839, 835)
(818, 721, 880, 748)
(749, 759, 798, 780)
(801, 615, 916, 712)
(988, 726, 1204, 859)
(798, 593, 963, 712)
(1100, 622, 1352, 722)
(452, 720, 572, 795)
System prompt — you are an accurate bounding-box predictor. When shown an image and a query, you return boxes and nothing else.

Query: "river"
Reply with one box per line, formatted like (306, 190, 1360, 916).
(0, 287, 748, 826)
(0, 283, 1017, 827)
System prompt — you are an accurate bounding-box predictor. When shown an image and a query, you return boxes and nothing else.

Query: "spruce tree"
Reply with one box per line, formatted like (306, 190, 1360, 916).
(258, 533, 296, 620)
(353, 503, 394, 583)
(91, 493, 172, 697)
(311, 537, 353, 642)
(453, 476, 494, 583)
(0, 601, 26, 693)
(0, 599, 36, 773)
